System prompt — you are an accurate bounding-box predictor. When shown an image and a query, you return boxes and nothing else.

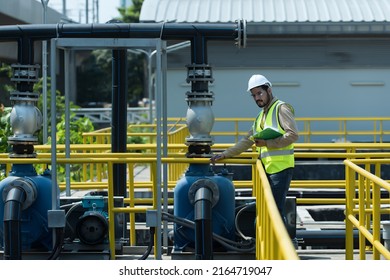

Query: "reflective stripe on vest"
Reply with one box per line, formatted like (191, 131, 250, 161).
(253, 100, 294, 174)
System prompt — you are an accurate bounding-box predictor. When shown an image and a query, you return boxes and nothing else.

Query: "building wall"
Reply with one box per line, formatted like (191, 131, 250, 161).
(167, 67, 390, 117)
(0, 0, 65, 25)
(164, 37, 390, 119)
(162, 36, 390, 143)
(0, 0, 67, 65)
(167, 67, 390, 143)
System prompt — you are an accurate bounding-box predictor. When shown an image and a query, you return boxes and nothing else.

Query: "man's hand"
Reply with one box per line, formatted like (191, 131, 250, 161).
(210, 153, 225, 165)
(254, 139, 266, 147)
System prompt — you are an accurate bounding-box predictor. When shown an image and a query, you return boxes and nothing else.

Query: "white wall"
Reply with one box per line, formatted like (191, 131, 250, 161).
(166, 67, 390, 143)
(167, 68, 390, 119)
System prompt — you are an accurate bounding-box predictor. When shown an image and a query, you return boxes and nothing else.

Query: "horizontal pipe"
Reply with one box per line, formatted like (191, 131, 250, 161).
(0, 22, 243, 43)
(297, 229, 358, 238)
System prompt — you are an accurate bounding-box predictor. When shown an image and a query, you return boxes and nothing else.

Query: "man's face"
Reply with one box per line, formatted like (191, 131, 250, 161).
(250, 87, 270, 108)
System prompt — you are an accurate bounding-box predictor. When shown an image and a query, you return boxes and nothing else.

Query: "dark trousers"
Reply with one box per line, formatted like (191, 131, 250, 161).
(266, 167, 294, 220)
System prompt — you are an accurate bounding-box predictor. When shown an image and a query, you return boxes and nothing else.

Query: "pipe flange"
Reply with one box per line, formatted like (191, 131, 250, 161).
(10, 91, 40, 103)
(11, 64, 40, 83)
(185, 91, 214, 98)
(2, 178, 37, 210)
(188, 178, 219, 207)
(186, 64, 214, 83)
(8, 152, 37, 158)
(235, 19, 247, 49)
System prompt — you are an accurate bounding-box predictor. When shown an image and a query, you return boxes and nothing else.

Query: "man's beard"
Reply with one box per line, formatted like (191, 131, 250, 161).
(257, 100, 266, 108)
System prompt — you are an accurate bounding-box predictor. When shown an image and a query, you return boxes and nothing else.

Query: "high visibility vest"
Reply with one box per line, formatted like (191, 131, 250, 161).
(253, 100, 294, 174)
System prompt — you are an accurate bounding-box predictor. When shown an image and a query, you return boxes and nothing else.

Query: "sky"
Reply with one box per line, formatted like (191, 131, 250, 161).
(47, 0, 122, 23)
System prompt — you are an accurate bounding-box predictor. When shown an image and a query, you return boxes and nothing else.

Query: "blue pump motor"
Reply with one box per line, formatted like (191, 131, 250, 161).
(76, 195, 109, 245)
(0, 164, 55, 251)
(173, 163, 235, 250)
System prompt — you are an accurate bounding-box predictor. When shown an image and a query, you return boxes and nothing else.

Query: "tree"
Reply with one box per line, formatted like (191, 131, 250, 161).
(76, 50, 112, 106)
(0, 63, 12, 106)
(76, 0, 145, 107)
(118, 0, 144, 23)
(35, 77, 95, 145)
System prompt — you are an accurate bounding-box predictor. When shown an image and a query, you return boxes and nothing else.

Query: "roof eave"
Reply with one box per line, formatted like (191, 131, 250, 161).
(247, 21, 390, 37)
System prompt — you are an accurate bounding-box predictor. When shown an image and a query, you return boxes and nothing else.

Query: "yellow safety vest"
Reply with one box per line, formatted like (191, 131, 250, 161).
(253, 100, 294, 174)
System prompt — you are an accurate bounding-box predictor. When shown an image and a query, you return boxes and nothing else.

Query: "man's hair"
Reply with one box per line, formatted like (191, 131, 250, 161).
(260, 85, 269, 91)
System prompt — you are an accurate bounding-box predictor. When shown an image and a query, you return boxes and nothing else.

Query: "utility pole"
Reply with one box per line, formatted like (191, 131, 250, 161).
(85, 0, 89, 23)
(62, 0, 66, 17)
(95, 0, 99, 23)
(91, 0, 99, 23)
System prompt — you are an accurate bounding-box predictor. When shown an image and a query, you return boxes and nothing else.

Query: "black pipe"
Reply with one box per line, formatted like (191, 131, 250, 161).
(3, 187, 26, 260)
(2, 20, 244, 160)
(163, 211, 256, 253)
(47, 227, 64, 260)
(190, 35, 209, 94)
(296, 229, 366, 249)
(138, 227, 155, 260)
(193, 186, 214, 260)
(111, 49, 128, 197)
(17, 36, 35, 93)
(0, 22, 243, 94)
(0, 23, 242, 41)
(0, 21, 244, 258)
(3, 22, 243, 94)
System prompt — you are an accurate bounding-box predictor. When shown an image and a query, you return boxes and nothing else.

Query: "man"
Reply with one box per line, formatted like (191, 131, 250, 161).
(210, 74, 299, 221)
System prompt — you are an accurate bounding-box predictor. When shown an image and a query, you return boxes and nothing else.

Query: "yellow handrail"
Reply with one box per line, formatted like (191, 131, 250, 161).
(344, 158, 390, 260)
(254, 160, 299, 260)
(167, 117, 390, 143)
(3, 116, 390, 259)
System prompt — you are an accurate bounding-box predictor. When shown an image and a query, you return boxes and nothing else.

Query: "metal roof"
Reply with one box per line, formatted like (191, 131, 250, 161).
(140, 0, 390, 23)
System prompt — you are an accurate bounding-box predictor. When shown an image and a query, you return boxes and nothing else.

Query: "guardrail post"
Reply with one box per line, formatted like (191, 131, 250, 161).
(344, 160, 355, 260)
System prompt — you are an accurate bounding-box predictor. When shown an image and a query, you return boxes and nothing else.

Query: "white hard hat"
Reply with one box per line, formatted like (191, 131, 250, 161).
(247, 74, 272, 91)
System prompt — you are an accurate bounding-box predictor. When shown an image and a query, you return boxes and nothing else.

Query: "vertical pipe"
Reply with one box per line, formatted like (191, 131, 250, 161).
(41, 0, 49, 144)
(17, 37, 35, 93)
(147, 53, 153, 123)
(64, 49, 71, 196)
(194, 187, 213, 260)
(161, 42, 169, 250)
(184, 33, 214, 153)
(50, 39, 59, 210)
(42, 43, 48, 140)
(190, 35, 209, 93)
(111, 49, 128, 196)
(153, 39, 166, 259)
(3, 187, 26, 260)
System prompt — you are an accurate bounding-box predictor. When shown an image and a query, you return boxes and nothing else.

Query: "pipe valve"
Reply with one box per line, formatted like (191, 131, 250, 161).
(185, 64, 215, 155)
(8, 64, 42, 157)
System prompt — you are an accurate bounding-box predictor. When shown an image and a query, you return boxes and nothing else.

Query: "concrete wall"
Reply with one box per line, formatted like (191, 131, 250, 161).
(166, 67, 390, 143)
(0, 0, 68, 63)
(0, 0, 66, 25)
(167, 67, 390, 118)
(162, 35, 390, 143)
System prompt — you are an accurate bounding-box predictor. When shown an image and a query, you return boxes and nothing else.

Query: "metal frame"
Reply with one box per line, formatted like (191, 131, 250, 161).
(50, 38, 167, 259)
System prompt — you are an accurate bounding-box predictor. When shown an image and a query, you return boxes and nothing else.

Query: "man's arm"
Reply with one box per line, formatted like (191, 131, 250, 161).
(264, 103, 299, 149)
(210, 129, 255, 163)
(221, 130, 255, 158)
